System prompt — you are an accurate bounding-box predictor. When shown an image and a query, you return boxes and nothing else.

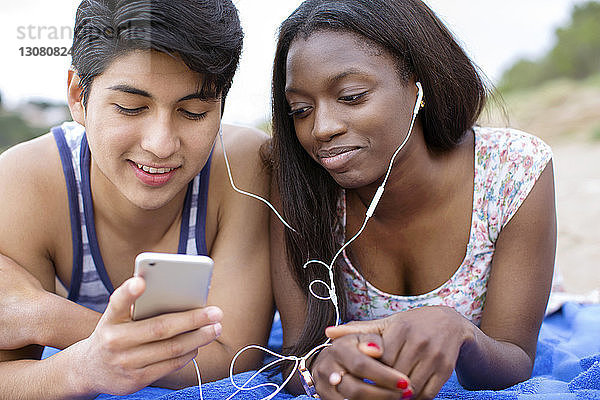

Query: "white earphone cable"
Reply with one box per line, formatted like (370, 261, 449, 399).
(218, 130, 297, 233)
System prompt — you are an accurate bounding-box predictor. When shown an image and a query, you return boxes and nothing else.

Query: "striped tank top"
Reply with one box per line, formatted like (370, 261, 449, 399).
(52, 121, 212, 313)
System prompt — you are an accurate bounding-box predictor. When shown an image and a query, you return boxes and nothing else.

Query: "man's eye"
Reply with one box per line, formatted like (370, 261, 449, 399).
(180, 109, 207, 121)
(113, 104, 146, 115)
(288, 106, 311, 118)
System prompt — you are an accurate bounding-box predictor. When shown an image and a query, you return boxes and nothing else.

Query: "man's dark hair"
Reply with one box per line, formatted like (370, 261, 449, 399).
(270, 0, 490, 360)
(72, 0, 243, 108)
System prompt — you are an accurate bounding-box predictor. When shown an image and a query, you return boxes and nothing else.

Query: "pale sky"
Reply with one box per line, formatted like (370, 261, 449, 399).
(0, 0, 589, 126)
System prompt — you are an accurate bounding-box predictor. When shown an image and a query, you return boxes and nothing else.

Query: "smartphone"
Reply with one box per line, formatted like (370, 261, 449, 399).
(131, 252, 214, 320)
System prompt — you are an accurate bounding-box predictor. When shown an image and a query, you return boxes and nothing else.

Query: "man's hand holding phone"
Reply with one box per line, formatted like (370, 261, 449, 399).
(67, 255, 221, 396)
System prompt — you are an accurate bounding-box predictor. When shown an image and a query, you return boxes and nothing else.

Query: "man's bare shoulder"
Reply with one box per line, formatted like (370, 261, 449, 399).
(0, 133, 64, 197)
(0, 133, 68, 246)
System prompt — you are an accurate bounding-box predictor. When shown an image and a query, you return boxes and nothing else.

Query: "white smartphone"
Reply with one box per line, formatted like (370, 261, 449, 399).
(131, 252, 214, 321)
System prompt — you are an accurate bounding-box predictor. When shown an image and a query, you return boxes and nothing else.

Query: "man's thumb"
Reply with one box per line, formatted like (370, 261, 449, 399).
(103, 277, 145, 323)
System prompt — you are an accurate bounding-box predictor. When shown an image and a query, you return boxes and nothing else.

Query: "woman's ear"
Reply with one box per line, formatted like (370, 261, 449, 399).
(67, 68, 86, 126)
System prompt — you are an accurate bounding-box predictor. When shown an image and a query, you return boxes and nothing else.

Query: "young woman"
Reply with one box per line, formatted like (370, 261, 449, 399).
(270, 1, 556, 399)
(0, 0, 273, 398)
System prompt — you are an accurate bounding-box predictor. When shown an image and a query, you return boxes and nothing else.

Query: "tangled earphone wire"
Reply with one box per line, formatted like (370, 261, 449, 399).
(192, 82, 423, 399)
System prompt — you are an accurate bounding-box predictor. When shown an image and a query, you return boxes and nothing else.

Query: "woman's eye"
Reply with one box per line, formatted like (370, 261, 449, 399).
(339, 92, 368, 103)
(113, 104, 146, 115)
(288, 106, 312, 119)
(179, 109, 207, 121)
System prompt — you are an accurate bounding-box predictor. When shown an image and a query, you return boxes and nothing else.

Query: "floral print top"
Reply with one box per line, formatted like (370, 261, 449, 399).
(340, 127, 553, 326)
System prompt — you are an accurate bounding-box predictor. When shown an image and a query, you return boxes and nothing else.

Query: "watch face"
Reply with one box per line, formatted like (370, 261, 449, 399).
(298, 365, 319, 397)
(301, 369, 315, 387)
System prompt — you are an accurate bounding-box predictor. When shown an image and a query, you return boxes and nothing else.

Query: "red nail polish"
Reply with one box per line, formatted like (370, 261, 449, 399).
(366, 342, 380, 350)
(402, 389, 413, 399)
(396, 378, 408, 389)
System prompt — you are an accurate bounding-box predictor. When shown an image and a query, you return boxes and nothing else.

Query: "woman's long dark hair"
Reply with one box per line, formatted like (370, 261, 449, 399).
(271, 0, 489, 359)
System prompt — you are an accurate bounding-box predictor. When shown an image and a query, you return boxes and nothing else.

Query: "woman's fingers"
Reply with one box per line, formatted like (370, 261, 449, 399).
(333, 318, 407, 369)
(335, 370, 413, 400)
(326, 320, 384, 339)
(391, 338, 418, 381)
(320, 334, 412, 393)
(415, 373, 450, 400)
(313, 354, 406, 400)
(407, 358, 454, 400)
(312, 357, 349, 400)
(391, 331, 458, 398)
(357, 334, 384, 359)
(323, 308, 467, 399)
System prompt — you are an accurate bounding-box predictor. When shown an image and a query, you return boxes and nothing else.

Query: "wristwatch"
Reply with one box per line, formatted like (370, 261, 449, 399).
(298, 358, 320, 398)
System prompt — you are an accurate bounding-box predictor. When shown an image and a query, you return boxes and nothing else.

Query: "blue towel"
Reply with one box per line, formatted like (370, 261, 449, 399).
(94, 303, 600, 399)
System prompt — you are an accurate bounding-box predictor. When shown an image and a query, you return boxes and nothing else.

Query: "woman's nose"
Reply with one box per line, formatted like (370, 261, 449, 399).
(311, 104, 346, 142)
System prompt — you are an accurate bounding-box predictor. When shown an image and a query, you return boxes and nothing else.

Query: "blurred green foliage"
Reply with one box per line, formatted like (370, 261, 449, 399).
(257, 120, 272, 136)
(0, 93, 64, 153)
(592, 124, 600, 141)
(0, 111, 48, 153)
(499, 1, 600, 92)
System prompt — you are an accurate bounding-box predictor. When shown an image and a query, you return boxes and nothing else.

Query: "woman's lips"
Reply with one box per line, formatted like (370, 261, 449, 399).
(318, 147, 362, 172)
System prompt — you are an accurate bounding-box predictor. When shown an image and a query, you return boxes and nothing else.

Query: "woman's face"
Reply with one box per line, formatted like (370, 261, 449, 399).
(75, 50, 221, 210)
(285, 30, 419, 189)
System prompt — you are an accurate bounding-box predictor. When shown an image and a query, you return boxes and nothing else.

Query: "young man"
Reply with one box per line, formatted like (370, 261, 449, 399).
(0, 0, 273, 398)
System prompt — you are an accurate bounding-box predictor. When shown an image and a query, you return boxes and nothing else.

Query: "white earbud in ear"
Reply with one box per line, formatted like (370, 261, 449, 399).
(413, 81, 424, 115)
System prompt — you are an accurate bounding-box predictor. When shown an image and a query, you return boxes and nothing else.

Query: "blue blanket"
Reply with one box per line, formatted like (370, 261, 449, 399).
(96, 303, 600, 399)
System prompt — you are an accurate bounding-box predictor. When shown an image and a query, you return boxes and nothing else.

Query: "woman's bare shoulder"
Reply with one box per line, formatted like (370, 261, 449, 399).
(218, 123, 270, 160)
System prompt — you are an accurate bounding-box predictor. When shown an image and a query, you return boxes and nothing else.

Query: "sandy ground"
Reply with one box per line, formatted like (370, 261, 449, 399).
(552, 141, 600, 294)
(479, 78, 600, 296)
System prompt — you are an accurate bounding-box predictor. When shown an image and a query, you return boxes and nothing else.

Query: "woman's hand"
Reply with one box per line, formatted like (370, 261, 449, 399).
(326, 306, 475, 400)
(71, 277, 224, 396)
(310, 332, 414, 400)
(0, 254, 49, 349)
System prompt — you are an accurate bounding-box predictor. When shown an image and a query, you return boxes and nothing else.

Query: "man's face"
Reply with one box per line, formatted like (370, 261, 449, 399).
(76, 50, 221, 210)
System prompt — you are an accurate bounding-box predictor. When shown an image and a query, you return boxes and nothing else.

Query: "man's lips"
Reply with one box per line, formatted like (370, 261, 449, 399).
(129, 161, 180, 187)
(130, 160, 181, 172)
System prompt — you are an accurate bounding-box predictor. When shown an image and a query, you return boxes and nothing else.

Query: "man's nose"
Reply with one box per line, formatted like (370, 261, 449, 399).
(139, 115, 181, 159)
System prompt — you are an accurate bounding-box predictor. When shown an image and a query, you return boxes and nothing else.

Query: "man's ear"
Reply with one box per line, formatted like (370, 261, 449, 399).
(67, 68, 86, 126)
